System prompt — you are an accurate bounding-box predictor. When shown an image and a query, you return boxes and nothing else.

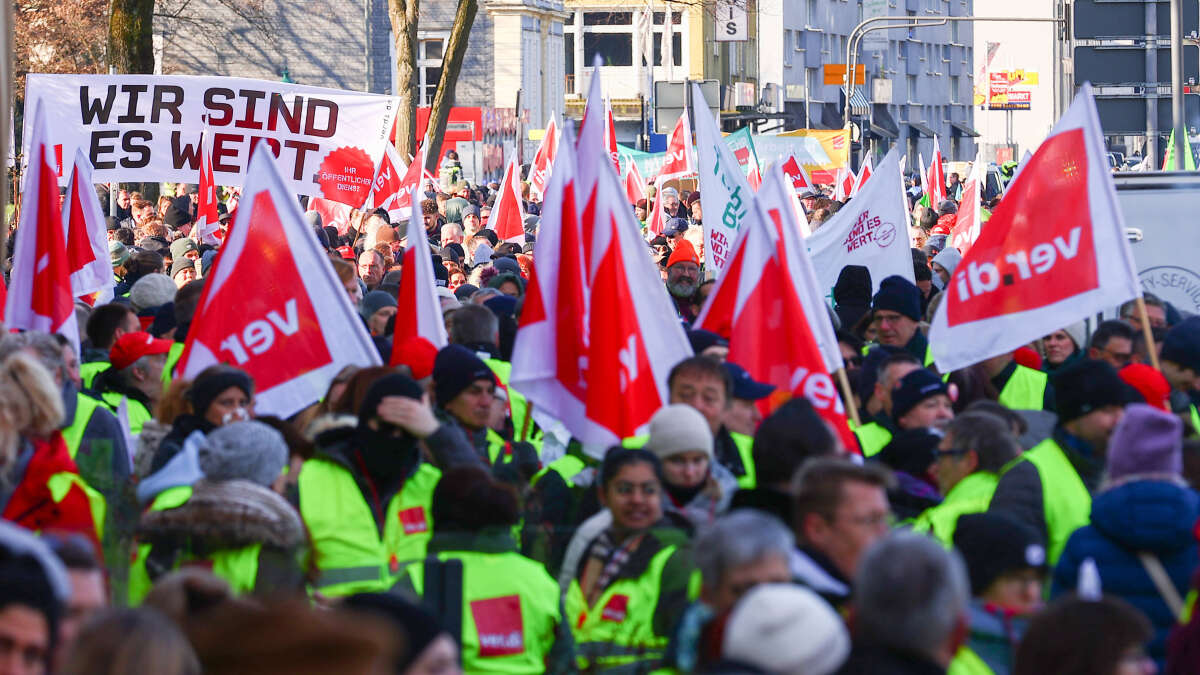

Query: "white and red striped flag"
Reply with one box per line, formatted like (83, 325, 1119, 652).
(529, 113, 560, 200)
(62, 150, 114, 301)
(488, 158, 526, 244)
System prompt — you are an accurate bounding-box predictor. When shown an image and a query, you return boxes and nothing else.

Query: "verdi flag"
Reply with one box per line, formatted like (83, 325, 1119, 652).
(928, 84, 1142, 373)
(62, 150, 114, 299)
(180, 144, 381, 417)
(693, 82, 753, 274)
(489, 158, 527, 244)
(390, 195, 449, 358)
(949, 156, 983, 255)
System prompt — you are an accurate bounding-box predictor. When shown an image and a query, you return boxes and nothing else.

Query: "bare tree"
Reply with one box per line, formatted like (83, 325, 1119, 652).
(109, 0, 156, 74)
(424, 0, 477, 175)
(390, 0, 419, 159)
(12, 0, 108, 96)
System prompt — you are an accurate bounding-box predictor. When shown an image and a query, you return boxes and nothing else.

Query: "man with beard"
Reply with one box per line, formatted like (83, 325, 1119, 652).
(665, 239, 702, 323)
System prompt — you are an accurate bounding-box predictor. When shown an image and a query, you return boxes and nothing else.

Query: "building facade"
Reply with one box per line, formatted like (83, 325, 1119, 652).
(757, 0, 977, 166)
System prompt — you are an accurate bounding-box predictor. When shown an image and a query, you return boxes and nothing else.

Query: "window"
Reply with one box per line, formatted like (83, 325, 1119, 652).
(417, 34, 447, 105)
(806, 0, 816, 26)
(784, 30, 793, 66)
(950, 75, 959, 103)
(652, 11, 682, 25)
(652, 32, 682, 67)
(584, 11, 632, 25)
(565, 33, 575, 91)
(907, 74, 917, 101)
(951, 20, 959, 43)
(584, 32, 633, 66)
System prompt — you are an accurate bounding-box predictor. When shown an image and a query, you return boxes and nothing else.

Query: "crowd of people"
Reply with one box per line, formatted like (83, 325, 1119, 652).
(2, 148, 1200, 675)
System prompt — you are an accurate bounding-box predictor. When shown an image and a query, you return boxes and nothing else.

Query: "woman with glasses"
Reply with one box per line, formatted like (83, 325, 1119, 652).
(565, 448, 696, 674)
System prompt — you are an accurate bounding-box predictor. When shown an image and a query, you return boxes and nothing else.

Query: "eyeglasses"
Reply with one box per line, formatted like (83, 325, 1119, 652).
(1101, 347, 1134, 365)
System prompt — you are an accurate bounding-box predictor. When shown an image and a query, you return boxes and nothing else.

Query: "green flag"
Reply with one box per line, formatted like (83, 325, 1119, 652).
(1163, 129, 1196, 170)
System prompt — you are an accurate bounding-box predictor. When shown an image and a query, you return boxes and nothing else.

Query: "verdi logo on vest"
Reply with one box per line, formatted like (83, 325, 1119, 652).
(601, 593, 630, 622)
(397, 506, 427, 534)
(471, 595, 525, 657)
(945, 129, 1099, 328)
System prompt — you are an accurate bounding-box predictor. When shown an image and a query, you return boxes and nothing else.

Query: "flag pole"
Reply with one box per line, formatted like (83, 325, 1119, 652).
(1135, 296, 1162, 371)
(835, 367, 862, 427)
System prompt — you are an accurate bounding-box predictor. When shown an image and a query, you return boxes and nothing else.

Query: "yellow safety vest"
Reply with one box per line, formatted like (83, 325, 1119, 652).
(129, 485, 194, 605)
(911, 472, 1000, 547)
(853, 421, 893, 458)
(1003, 438, 1091, 566)
(61, 393, 104, 461)
(565, 545, 696, 673)
(997, 365, 1049, 411)
(298, 458, 441, 597)
(730, 432, 756, 489)
(484, 358, 540, 445)
(161, 342, 185, 387)
(948, 645, 996, 675)
(98, 392, 153, 435)
(79, 361, 110, 389)
(403, 546, 563, 673)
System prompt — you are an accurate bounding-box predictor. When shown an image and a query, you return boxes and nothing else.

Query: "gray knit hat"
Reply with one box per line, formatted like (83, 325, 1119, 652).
(198, 420, 288, 487)
(129, 273, 177, 312)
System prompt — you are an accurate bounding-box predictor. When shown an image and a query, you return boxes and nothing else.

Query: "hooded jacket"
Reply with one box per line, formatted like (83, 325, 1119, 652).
(138, 479, 308, 594)
(1051, 479, 1200, 666)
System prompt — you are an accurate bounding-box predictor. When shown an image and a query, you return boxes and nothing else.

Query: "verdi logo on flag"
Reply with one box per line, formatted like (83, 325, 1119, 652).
(929, 84, 1141, 373)
(945, 130, 1099, 326)
(181, 144, 381, 416)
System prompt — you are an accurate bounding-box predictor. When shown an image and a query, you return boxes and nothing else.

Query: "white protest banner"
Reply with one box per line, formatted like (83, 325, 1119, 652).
(23, 74, 398, 207)
(928, 84, 1141, 373)
(806, 148, 913, 299)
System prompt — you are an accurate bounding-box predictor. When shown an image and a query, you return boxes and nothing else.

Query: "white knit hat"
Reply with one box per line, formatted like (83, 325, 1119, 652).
(643, 404, 714, 461)
(1062, 320, 1087, 351)
(723, 584, 850, 675)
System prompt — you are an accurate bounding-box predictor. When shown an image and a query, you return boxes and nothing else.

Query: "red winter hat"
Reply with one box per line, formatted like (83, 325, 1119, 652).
(110, 331, 173, 370)
(1119, 363, 1171, 411)
(1013, 346, 1043, 371)
(930, 213, 956, 236)
(667, 238, 700, 268)
(336, 245, 355, 260)
(393, 336, 439, 381)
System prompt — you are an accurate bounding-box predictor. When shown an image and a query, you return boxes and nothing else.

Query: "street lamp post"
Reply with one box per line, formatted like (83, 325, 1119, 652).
(842, 15, 1066, 141)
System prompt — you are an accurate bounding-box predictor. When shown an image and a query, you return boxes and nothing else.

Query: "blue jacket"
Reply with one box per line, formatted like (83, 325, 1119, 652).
(1051, 479, 1200, 666)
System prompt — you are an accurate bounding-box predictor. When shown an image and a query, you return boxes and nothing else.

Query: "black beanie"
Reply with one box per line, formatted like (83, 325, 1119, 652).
(872, 275, 922, 321)
(953, 512, 1047, 595)
(1052, 359, 1132, 423)
(433, 345, 494, 407)
(188, 366, 254, 417)
(891, 368, 949, 422)
(357, 373, 423, 428)
(1162, 316, 1200, 373)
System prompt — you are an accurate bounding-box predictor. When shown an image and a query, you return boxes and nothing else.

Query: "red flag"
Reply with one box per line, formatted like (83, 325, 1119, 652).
(833, 167, 853, 201)
(604, 99, 620, 173)
(696, 165, 857, 453)
(929, 84, 1141, 373)
(489, 158, 526, 244)
(949, 157, 983, 255)
(6, 100, 77, 350)
(364, 142, 406, 212)
(927, 136, 947, 206)
(511, 126, 590, 430)
(306, 197, 354, 237)
(646, 177, 669, 235)
(391, 201, 448, 362)
(62, 150, 111, 299)
(780, 154, 814, 193)
(624, 163, 646, 205)
(180, 144, 381, 417)
(850, 158, 872, 198)
(193, 127, 221, 245)
(513, 70, 691, 448)
(656, 110, 695, 179)
(529, 114, 559, 200)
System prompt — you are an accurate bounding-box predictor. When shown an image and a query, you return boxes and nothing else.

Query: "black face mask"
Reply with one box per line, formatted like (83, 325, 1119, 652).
(663, 470, 708, 507)
(355, 422, 418, 489)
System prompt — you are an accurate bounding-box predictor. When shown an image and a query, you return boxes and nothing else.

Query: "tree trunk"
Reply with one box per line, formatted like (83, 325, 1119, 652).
(109, 0, 155, 74)
(389, 0, 419, 159)
(424, 0, 477, 176)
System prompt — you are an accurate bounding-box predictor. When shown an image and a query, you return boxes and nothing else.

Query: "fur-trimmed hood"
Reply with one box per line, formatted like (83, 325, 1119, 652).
(139, 479, 305, 551)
